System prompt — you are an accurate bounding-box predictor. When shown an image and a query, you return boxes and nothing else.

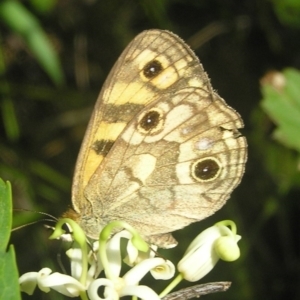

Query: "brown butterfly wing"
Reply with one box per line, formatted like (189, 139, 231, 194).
(67, 29, 247, 248)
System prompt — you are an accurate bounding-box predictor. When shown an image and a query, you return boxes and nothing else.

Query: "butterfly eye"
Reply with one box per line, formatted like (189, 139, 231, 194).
(192, 158, 221, 182)
(142, 60, 163, 79)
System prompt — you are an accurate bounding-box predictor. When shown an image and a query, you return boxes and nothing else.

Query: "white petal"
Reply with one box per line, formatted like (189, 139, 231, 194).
(124, 243, 157, 266)
(39, 271, 86, 297)
(88, 245, 104, 279)
(19, 272, 38, 295)
(188, 250, 218, 281)
(125, 239, 139, 265)
(36, 268, 52, 293)
(88, 278, 118, 300)
(178, 240, 219, 282)
(120, 285, 160, 300)
(123, 257, 167, 285)
(92, 241, 100, 252)
(184, 226, 222, 255)
(66, 248, 83, 280)
(87, 260, 101, 285)
(150, 260, 175, 280)
(105, 231, 132, 278)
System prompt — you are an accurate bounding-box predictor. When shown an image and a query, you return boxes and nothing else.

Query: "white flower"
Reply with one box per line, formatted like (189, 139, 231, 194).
(66, 246, 103, 286)
(87, 257, 172, 300)
(177, 221, 241, 282)
(93, 229, 175, 299)
(85, 228, 174, 299)
(21, 219, 241, 299)
(20, 221, 169, 299)
(19, 267, 86, 297)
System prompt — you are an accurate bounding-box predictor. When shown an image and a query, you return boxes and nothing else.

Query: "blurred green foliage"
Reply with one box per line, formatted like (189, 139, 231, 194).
(272, 0, 300, 28)
(0, 0, 64, 86)
(0, 0, 300, 299)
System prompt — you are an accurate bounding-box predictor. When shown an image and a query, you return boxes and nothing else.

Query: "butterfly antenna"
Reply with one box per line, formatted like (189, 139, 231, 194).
(12, 208, 58, 232)
(13, 208, 58, 220)
(11, 218, 57, 232)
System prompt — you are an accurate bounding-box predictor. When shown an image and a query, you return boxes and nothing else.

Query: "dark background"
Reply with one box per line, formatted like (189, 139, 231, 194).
(1, 0, 300, 299)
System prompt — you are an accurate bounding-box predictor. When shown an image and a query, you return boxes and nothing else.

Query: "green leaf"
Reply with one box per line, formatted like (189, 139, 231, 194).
(0, 179, 21, 300)
(261, 68, 300, 152)
(0, 246, 21, 300)
(0, 179, 12, 251)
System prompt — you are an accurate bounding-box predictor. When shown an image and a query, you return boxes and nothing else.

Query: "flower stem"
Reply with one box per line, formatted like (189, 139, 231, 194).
(79, 291, 89, 300)
(159, 273, 183, 298)
(101, 221, 149, 252)
(215, 220, 237, 235)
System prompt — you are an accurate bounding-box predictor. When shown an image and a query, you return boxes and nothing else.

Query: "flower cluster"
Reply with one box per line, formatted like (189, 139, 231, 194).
(19, 220, 241, 299)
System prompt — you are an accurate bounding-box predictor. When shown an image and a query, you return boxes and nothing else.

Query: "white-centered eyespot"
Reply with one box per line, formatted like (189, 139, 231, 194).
(142, 60, 164, 79)
(191, 157, 222, 182)
(137, 108, 165, 134)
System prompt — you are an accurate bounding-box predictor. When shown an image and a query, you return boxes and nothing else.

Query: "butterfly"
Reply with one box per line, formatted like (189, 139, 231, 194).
(63, 29, 247, 248)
